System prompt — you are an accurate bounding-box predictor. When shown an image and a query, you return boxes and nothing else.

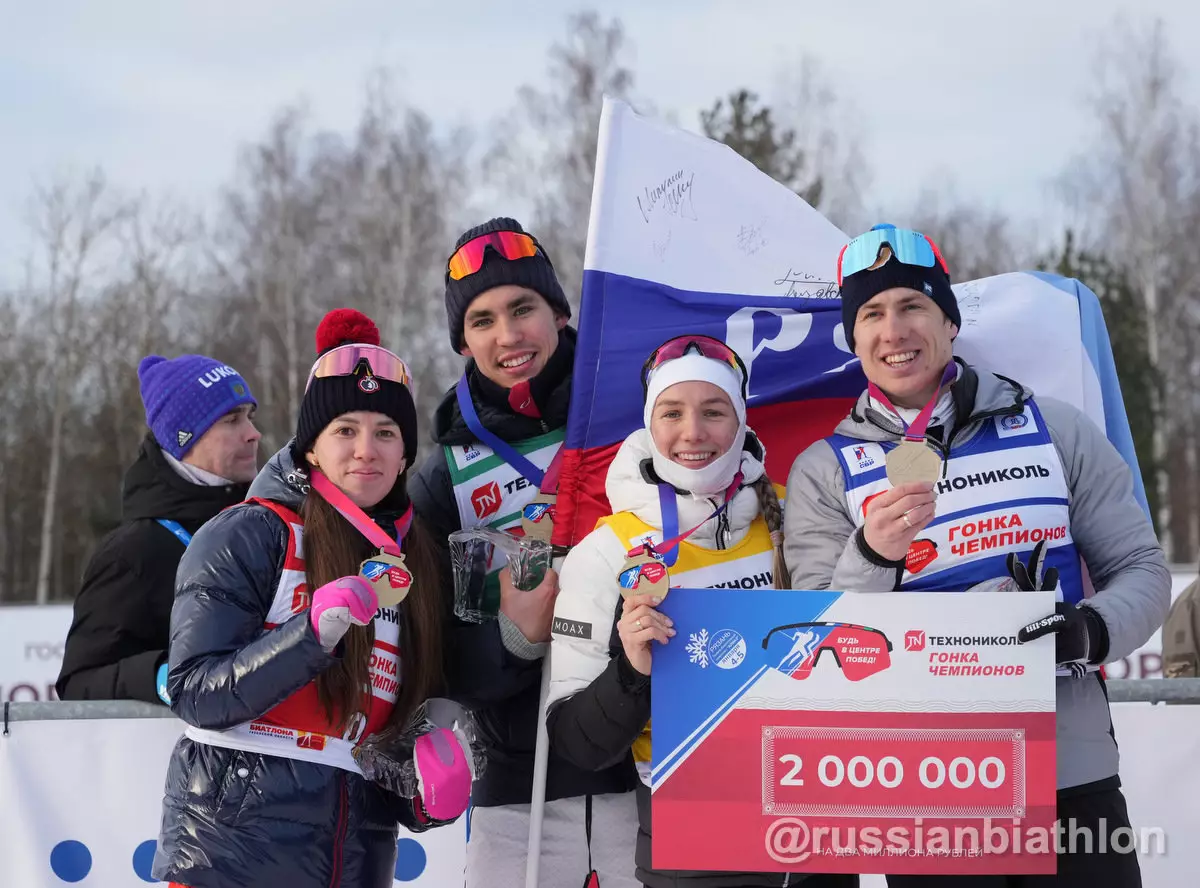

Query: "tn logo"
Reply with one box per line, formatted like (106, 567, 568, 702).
(471, 481, 502, 520)
(905, 630, 926, 651)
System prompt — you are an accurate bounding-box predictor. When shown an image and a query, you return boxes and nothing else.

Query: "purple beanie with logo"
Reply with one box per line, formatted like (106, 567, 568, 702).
(138, 354, 257, 458)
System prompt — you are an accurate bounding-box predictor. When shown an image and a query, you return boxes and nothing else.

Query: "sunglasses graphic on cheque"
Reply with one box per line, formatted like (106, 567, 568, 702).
(761, 622, 894, 681)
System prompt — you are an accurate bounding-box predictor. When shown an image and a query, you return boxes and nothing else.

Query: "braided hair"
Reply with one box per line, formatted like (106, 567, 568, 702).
(751, 474, 790, 589)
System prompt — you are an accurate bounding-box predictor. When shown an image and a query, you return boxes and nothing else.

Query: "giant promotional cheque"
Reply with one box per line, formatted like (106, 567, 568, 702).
(651, 590, 1056, 875)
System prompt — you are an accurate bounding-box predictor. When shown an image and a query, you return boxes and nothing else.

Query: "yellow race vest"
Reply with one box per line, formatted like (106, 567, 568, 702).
(597, 509, 776, 782)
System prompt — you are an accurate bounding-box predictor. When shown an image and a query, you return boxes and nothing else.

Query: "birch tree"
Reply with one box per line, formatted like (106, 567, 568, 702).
(485, 12, 636, 307)
(1059, 18, 1200, 556)
(28, 171, 126, 603)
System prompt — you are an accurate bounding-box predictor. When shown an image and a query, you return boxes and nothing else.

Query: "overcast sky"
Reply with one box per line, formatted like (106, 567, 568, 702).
(2, 0, 1196, 285)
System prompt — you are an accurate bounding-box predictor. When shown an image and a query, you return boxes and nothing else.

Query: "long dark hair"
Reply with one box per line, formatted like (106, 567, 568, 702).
(751, 474, 791, 590)
(300, 490, 444, 736)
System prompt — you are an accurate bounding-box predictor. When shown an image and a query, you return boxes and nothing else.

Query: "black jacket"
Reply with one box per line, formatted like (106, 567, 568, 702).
(56, 434, 249, 703)
(409, 329, 639, 807)
(153, 445, 455, 888)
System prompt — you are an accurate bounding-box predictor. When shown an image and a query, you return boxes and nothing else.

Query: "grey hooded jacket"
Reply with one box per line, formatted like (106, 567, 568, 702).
(783, 362, 1170, 792)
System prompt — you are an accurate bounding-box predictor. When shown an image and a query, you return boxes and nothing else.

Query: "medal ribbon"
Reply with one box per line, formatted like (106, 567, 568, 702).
(627, 472, 745, 563)
(309, 469, 411, 557)
(866, 363, 958, 442)
(457, 375, 565, 490)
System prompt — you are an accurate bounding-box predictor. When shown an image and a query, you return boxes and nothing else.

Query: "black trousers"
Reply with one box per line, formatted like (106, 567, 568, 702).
(884, 787, 1142, 888)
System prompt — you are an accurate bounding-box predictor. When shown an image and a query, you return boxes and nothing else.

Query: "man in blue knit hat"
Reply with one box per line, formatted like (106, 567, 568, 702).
(58, 354, 260, 703)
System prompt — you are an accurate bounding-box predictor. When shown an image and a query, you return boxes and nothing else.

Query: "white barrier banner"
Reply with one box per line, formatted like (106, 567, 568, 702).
(2, 569, 1194, 887)
(1, 605, 73, 701)
(1110, 702, 1200, 886)
(0, 717, 465, 886)
(1, 708, 1193, 886)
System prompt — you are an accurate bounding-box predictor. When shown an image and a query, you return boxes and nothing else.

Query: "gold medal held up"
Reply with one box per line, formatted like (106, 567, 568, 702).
(521, 492, 557, 543)
(886, 439, 943, 486)
(870, 363, 957, 489)
(359, 549, 413, 608)
(618, 545, 670, 599)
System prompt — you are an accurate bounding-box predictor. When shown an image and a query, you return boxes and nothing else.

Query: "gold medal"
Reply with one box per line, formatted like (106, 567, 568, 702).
(886, 439, 943, 486)
(359, 549, 413, 608)
(618, 547, 670, 599)
(520, 492, 556, 542)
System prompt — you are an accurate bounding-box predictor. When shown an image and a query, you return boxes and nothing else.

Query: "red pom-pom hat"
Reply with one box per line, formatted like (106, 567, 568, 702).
(315, 308, 381, 354)
(294, 309, 418, 464)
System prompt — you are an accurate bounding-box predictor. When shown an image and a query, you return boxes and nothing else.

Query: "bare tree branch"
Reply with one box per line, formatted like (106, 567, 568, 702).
(483, 12, 636, 307)
(27, 171, 129, 604)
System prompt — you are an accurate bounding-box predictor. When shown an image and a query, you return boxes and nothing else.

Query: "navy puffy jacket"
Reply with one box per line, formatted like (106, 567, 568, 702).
(153, 447, 454, 888)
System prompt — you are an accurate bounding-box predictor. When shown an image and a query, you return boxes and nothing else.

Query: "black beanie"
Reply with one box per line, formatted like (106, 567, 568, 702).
(294, 309, 419, 466)
(839, 227, 960, 352)
(444, 217, 571, 352)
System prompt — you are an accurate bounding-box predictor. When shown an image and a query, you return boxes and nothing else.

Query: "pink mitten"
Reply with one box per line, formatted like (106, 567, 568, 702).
(413, 727, 472, 823)
(310, 576, 378, 652)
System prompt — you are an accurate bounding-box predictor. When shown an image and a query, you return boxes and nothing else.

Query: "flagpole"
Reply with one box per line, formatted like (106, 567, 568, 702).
(525, 652, 552, 888)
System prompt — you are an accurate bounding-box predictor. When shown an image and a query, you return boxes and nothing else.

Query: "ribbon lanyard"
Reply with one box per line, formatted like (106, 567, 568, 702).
(635, 472, 745, 567)
(455, 375, 562, 493)
(309, 470, 412, 557)
(866, 363, 957, 441)
(156, 519, 193, 547)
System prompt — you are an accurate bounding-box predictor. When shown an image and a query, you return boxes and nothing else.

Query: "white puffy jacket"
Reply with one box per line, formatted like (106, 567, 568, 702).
(544, 430, 815, 888)
(547, 428, 768, 711)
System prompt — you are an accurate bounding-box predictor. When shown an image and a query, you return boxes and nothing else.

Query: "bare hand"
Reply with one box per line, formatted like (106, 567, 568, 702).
(862, 482, 937, 562)
(617, 592, 676, 676)
(498, 566, 559, 643)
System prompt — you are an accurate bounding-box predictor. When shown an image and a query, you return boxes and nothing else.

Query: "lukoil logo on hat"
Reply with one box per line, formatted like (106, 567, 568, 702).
(197, 365, 242, 388)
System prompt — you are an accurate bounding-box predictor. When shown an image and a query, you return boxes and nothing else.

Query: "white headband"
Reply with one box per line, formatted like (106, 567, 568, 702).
(642, 353, 746, 429)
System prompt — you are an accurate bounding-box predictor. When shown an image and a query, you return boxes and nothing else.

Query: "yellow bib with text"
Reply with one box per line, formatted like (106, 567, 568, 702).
(597, 509, 776, 782)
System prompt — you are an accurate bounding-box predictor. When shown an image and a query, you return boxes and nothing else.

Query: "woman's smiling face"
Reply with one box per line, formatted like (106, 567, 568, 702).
(306, 411, 406, 508)
(649, 381, 739, 469)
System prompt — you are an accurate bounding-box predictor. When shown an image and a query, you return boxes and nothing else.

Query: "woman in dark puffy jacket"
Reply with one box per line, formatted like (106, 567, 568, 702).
(153, 309, 474, 888)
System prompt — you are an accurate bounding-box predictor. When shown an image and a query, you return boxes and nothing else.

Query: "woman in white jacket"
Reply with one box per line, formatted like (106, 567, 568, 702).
(545, 336, 856, 888)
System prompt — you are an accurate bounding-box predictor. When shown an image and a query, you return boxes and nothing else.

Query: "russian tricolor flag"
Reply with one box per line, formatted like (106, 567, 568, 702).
(552, 99, 1145, 548)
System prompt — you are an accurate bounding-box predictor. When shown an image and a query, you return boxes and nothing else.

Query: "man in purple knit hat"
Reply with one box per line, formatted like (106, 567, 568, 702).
(57, 354, 261, 703)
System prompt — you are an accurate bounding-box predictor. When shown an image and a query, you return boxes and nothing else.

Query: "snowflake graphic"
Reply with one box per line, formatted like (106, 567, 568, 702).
(687, 629, 710, 668)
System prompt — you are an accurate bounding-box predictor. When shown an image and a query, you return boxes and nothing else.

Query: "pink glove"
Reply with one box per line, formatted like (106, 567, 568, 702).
(413, 727, 472, 823)
(310, 576, 378, 652)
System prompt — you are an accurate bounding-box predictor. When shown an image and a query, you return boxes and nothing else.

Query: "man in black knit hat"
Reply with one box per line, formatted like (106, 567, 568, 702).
(411, 218, 640, 887)
(784, 225, 1169, 887)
